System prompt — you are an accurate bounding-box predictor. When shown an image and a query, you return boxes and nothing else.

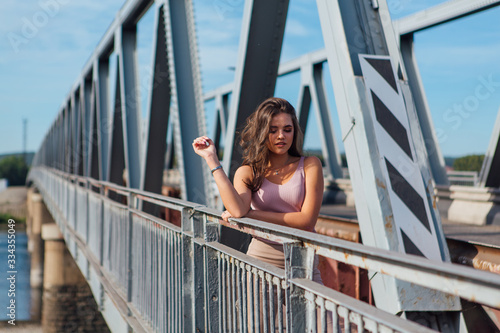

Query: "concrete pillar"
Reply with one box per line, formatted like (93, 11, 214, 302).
(41, 223, 110, 333)
(30, 193, 53, 288)
(29, 192, 53, 322)
(26, 187, 34, 252)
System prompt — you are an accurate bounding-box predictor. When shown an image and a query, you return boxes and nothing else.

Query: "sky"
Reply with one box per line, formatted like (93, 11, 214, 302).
(1, 0, 500, 159)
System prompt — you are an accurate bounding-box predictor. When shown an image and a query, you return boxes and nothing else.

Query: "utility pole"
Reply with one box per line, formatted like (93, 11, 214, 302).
(23, 118, 27, 163)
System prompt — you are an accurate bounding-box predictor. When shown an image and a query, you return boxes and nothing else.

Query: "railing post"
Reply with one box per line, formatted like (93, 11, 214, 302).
(204, 219, 220, 332)
(182, 207, 207, 332)
(126, 192, 135, 303)
(96, 185, 104, 265)
(284, 242, 315, 332)
(85, 181, 89, 246)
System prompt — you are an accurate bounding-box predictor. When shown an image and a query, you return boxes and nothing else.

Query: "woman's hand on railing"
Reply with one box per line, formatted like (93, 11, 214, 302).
(221, 210, 233, 222)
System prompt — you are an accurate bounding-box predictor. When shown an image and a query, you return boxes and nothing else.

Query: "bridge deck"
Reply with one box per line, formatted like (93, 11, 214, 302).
(320, 199, 500, 249)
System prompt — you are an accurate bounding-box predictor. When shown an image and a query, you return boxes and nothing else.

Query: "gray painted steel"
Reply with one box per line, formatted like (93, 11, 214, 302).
(107, 66, 126, 187)
(83, 79, 92, 177)
(88, 82, 100, 180)
(394, 0, 500, 35)
(117, 27, 142, 189)
(96, 59, 110, 182)
(165, 0, 212, 205)
(212, 93, 229, 155)
(400, 35, 449, 185)
(480, 107, 500, 187)
(298, 63, 343, 180)
(315, 0, 457, 314)
(140, 5, 171, 204)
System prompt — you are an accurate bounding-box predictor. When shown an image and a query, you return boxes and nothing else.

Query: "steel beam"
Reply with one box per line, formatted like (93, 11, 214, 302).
(296, 62, 343, 180)
(394, 0, 500, 36)
(211, 93, 229, 154)
(75, 90, 84, 176)
(315, 0, 457, 315)
(88, 83, 100, 180)
(63, 105, 70, 174)
(117, 27, 142, 189)
(82, 79, 93, 177)
(223, 0, 290, 179)
(69, 94, 78, 174)
(479, 107, 500, 187)
(107, 63, 126, 187)
(140, 4, 171, 209)
(95, 58, 110, 181)
(165, 125, 174, 171)
(56, 113, 62, 171)
(164, 0, 212, 206)
(400, 34, 449, 185)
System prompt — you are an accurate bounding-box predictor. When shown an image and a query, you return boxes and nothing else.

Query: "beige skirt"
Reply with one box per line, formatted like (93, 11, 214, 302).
(246, 237, 323, 283)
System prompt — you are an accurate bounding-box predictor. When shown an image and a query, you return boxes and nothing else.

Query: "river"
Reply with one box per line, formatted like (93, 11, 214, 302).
(0, 227, 31, 321)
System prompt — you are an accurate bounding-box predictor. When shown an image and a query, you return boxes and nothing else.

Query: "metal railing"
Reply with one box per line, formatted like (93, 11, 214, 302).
(28, 167, 500, 332)
(447, 171, 479, 187)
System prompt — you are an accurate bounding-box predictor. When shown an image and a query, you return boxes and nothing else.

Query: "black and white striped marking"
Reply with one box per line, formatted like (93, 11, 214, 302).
(360, 55, 442, 261)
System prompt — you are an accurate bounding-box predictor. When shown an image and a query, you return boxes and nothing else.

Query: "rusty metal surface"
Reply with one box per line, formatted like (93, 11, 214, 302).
(442, 223, 500, 248)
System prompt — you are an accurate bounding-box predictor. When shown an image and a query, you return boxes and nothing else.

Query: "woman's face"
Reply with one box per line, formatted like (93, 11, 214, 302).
(267, 112, 294, 155)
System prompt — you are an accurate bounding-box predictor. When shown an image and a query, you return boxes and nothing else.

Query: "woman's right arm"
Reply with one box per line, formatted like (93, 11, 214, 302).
(192, 136, 253, 218)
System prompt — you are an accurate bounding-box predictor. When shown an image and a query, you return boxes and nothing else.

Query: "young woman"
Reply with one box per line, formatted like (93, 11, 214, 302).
(192, 97, 324, 274)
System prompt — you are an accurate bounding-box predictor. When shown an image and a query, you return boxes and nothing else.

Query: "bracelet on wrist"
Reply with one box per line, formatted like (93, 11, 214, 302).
(211, 165, 223, 175)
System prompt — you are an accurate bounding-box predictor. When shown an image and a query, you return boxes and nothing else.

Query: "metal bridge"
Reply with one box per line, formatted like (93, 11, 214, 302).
(27, 0, 500, 332)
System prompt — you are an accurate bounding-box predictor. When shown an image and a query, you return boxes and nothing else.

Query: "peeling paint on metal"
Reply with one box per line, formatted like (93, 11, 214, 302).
(376, 177, 386, 189)
(384, 215, 393, 232)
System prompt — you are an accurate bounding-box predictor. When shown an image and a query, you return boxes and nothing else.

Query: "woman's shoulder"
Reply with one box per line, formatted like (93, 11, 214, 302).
(234, 164, 254, 181)
(303, 155, 322, 168)
(302, 156, 323, 183)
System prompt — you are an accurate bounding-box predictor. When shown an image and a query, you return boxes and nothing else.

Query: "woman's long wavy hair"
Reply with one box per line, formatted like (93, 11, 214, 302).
(240, 97, 303, 191)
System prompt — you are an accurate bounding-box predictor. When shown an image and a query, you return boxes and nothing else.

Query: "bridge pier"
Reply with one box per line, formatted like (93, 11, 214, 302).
(41, 223, 110, 333)
(27, 189, 110, 332)
(28, 190, 53, 321)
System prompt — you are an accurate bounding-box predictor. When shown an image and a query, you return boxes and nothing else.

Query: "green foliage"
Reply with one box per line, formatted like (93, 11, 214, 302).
(0, 156, 29, 186)
(453, 154, 484, 172)
(0, 213, 25, 224)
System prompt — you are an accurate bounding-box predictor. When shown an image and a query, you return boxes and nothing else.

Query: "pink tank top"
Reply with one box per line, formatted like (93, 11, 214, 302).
(251, 156, 305, 213)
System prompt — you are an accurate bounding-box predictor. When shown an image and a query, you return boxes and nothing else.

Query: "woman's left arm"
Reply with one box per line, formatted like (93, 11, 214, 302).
(244, 156, 324, 231)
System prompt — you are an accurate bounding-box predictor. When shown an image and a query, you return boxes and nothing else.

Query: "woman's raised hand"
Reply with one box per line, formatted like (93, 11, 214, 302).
(192, 136, 217, 160)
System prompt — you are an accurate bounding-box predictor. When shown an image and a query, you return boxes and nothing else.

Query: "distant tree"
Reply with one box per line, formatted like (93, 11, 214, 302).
(341, 153, 347, 168)
(0, 156, 29, 186)
(453, 154, 484, 172)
